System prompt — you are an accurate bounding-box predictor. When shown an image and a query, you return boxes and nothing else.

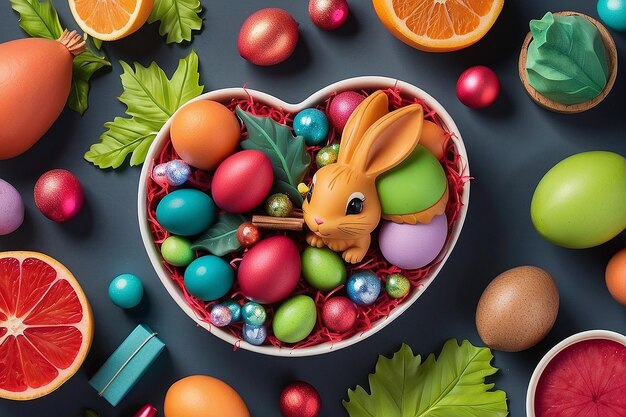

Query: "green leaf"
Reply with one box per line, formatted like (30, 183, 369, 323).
(68, 50, 111, 115)
(84, 51, 203, 169)
(9, 0, 62, 39)
(236, 108, 311, 206)
(192, 214, 248, 256)
(343, 340, 508, 417)
(92, 37, 103, 50)
(148, 0, 203, 44)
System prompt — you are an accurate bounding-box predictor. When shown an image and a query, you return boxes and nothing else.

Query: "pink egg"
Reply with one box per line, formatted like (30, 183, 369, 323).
(378, 215, 448, 270)
(328, 91, 365, 133)
(34, 169, 84, 222)
(0, 179, 24, 235)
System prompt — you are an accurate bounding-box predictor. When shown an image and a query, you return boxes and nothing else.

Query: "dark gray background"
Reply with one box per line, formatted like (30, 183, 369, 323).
(1, 0, 625, 416)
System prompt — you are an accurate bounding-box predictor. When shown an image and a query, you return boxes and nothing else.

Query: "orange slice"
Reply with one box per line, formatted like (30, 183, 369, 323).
(68, 0, 155, 41)
(0, 251, 93, 400)
(372, 0, 505, 52)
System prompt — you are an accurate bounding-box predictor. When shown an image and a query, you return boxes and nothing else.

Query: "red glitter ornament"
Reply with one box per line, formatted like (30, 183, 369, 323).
(279, 381, 321, 417)
(237, 222, 261, 247)
(328, 91, 365, 133)
(238, 8, 299, 66)
(34, 169, 84, 222)
(456, 66, 500, 109)
(309, 0, 349, 30)
(322, 296, 358, 333)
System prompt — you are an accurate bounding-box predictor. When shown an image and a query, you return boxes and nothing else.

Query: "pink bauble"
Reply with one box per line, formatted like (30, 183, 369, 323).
(456, 66, 500, 109)
(279, 381, 321, 417)
(328, 91, 365, 133)
(322, 296, 357, 333)
(308, 0, 349, 30)
(378, 215, 448, 270)
(34, 169, 84, 222)
(238, 8, 299, 66)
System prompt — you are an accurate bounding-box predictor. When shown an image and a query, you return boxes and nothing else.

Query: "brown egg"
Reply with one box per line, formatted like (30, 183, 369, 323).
(476, 266, 559, 352)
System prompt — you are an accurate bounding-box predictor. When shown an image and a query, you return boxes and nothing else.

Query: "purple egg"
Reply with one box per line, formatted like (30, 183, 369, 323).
(0, 179, 24, 236)
(378, 214, 448, 270)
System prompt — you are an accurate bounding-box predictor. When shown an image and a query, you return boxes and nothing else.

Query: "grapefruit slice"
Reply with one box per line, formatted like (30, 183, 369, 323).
(68, 0, 155, 41)
(0, 251, 93, 400)
(535, 338, 626, 417)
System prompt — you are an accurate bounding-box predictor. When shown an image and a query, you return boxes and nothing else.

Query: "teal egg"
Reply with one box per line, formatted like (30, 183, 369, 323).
(272, 295, 317, 344)
(156, 189, 216, 236)
(184, 255, 234, 301)
(108, 274, 144, 309)
(598, 0, 626, 31)
(301, 246, 347, 291)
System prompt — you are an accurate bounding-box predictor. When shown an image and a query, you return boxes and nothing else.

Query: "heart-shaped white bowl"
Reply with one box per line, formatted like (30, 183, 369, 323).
(138, 76, 470, 357)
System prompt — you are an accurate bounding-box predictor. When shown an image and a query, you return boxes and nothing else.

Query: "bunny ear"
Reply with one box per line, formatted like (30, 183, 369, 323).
(338, 91, 389, 164)
(351, 104, 424, 178)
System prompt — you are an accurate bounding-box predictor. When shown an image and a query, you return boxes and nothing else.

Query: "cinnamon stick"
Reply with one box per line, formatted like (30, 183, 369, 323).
(252, 215, 306, 231)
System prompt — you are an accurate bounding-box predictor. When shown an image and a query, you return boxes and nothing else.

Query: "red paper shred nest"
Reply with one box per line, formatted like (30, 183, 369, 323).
(146, 87, 469, 351)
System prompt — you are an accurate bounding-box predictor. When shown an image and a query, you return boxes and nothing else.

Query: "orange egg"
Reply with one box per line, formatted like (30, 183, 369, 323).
(420, 120, 449, 160)
(164, 375, 250, 417)
(606, 248, 626, 306)
(170, 100, 241, 170)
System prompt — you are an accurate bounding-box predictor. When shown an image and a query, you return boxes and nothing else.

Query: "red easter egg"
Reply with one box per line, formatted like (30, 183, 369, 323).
(238, 8, 299, 66)
(279, 381, 321, 417)
(328, 91, 365, 133)
(322, 296, 357, 333)
(238, 236, 301, 304)
(211, 150, 273, 213)
(34, 169, 84, 222)
(308, 0, 349, 30)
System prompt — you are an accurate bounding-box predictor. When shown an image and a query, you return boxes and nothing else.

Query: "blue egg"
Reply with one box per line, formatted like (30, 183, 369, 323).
(243, 324, 267, 345)
(222, 299, 242, 322)
(156, 189, 216, 236)
(598, 0, 626, 31)
(242, 301, 266, 325)
(108, 273, 144, 309)
(184, 255, 234, 301)
(346, 271, 381, 306)
(293, 108, 329, 146)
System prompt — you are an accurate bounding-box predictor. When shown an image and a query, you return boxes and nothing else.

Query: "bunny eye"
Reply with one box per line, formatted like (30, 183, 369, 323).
(346, 192, 365, 215)
(306, 176, 316, 203)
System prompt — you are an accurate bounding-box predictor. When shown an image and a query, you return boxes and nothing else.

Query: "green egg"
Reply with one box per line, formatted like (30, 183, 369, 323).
(161, 236, 194, 267)
(531, 151, 626, 248)
(272, 295, 317, 344)
(376, 145, 447, 215)
(301, 247, 347, 291)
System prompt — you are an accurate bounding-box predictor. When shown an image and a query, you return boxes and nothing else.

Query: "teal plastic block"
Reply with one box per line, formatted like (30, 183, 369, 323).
(89, 324, 165, 406)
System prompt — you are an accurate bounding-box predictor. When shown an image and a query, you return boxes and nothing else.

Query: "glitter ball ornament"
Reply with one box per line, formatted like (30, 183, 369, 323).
(238, 8, 299, 66)
(243, 323, 267, 345)
(222, 299, 242, 322)
(328, 91, 365, 133)
(279, 381, 321, 417)
(308, 0, 349, 30)
(265, 193, 293, 217)
(456, 66, 500, 109)
(315, 146, 338, 168)
(236, 222, 261, 247)
(152, 159, 191, 187)
(346, 271, 381, 306)
(386, 273, 411, 298)
(598, 0, 626, 31)
(242, 301, 267, 325)
(293, 108, 329, 146)
(34, 169, 84, 222)
(210, 304, 233, 327)
(322, 296, 357, 333)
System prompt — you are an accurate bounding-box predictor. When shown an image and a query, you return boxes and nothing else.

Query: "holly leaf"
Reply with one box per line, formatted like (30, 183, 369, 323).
(343, 340, 508, 417)
(237, 108, 311, 206)
(84, 50, 203, 169)
(192, 214, 248, 256)
(148, 0, 203, 44)
(68, 50, 111, 115)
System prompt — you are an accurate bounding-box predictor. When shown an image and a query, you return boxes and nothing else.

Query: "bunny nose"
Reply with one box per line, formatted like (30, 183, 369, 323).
(314, 217, 324, 225)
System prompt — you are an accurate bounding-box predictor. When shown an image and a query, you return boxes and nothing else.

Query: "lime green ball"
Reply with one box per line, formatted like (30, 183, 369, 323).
(301, 246, 347, 291)
(265, 193, 293, 217)
(272, 295, 317, 344)
(315, 146, 338, 168)
(161, 236, 194, 266)
(386, 274, 411, 298)
(330, 143, 340, 153)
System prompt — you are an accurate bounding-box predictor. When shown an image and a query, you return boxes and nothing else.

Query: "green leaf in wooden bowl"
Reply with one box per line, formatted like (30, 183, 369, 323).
(192, 214, 248, 256)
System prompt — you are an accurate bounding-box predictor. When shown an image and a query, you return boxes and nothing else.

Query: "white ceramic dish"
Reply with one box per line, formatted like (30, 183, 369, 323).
(526, 329, 626, 417)
(137, 76, 470, 357)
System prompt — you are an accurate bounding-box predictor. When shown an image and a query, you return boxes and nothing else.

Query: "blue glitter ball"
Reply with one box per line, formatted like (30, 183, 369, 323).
(242, 301, 267, 325)
(243, 324, 266, 345)
(222, 299, 242, 322)
(346, 271, 381, 306)
(293, 108, 329, 146)
(210, 304, 232, 327)
(165, 159, 191, 186)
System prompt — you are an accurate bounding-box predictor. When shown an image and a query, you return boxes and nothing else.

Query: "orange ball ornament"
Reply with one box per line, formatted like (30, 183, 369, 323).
(606, 248, 626, 306)
(164, 375, 250, 417)
(170, 101, 241, 170)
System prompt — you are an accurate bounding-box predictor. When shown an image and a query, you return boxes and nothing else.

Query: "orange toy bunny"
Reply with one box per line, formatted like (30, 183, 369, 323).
(302, 90, 425, 263)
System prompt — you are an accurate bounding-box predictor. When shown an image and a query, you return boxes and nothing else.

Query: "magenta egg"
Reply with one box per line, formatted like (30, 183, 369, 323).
(322, 296, 357, 333)
(328, 91, 365, 133)
(34, 169, 84, 222)
(237, 236, 301, 304)
(456, 66, 500, 109)
(309, 0, 349, 30)
(378, 215, 448, 270)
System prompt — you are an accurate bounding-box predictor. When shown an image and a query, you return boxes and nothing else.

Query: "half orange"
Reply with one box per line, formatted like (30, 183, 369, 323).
(0, 252, 93, 400)
(68, 0, 155, 41)
(372, 0, 505, 52)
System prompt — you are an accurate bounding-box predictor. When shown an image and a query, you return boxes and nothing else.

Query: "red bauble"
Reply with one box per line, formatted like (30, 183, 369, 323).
(322, 296, 358, 333)
(456, 66, 500, 109)
(279, 381, 321, 417)
(238, 8, 299, 66)
(34, 169, 84, 222)
(237, 222, 261, 247)
(308, 0, 349, 30)
(328, 91, 365, 133)
(238, 236, 301, 304)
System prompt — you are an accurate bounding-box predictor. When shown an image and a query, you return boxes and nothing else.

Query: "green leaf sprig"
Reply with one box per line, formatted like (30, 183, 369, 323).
(148, 0, 203, 44)
(9, 0, 111, 115)
(344, 340, 508, 417)
(84, 50, 203, 169)
(192, 214, 248, 256)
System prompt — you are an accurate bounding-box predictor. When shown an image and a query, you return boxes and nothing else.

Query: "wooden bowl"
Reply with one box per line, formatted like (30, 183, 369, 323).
(519, 12, 618, 114)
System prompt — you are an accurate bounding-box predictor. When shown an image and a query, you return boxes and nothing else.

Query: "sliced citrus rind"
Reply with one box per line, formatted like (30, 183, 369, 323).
(68, 0, 155, 41)
(0, 251, 93, 401)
